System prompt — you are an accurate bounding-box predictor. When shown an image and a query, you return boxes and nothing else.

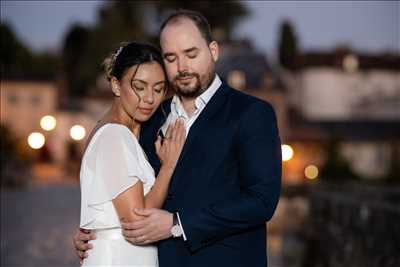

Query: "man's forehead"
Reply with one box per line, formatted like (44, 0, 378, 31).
(160, 21, 206, 53)
(161, 18, 201, 41)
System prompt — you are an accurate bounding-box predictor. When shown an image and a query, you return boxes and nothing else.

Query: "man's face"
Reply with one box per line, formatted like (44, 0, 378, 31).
(160, 18, 219, 98)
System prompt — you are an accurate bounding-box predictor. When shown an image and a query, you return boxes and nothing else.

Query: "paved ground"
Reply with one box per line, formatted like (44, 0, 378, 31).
(1, 183, 81, 267)
(1, 183, 284, 267)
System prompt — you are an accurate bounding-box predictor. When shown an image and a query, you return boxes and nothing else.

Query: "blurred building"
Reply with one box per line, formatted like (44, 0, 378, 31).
(281, 48, 400, 183)
(0, 79, 98, 180)
(217, 39, 289, 139)
(1, 80, 58, 137)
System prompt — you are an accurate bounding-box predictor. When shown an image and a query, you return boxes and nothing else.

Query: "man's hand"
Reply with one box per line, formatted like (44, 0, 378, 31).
(121, 208, 173, 245)
(72, 228, 96, 264)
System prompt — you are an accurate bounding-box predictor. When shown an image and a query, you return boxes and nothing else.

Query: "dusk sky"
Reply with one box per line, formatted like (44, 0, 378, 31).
(1, 1, 399, 54)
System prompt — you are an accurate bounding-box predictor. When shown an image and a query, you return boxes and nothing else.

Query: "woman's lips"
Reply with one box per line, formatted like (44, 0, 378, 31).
(138, 108, 153, 115)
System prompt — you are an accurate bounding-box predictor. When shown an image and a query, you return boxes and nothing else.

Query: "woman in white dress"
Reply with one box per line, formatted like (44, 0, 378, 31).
(79, 42, 185, 267)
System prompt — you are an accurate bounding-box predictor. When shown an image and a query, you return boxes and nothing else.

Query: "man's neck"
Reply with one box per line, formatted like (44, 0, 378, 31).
(180, 96, 197, 118)
(177, 73, 218, 117)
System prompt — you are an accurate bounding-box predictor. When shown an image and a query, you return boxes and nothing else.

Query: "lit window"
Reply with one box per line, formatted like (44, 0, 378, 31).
(31, 95, 41, 106)
(227, 70, 246, 90)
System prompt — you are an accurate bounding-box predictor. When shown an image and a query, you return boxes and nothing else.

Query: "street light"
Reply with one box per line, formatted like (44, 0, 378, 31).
(343, 54, 359, 73)
(70, 125, 86, 141)
(27, 132, 45, 149)
(305, 165, 319, 180)
(281, 144, 294, 162)
(40, 115, 57, 131)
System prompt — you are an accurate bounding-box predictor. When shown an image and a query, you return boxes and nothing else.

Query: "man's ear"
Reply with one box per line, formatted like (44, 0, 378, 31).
(111, 77, 121, 97)
(209, 41, 219, 62)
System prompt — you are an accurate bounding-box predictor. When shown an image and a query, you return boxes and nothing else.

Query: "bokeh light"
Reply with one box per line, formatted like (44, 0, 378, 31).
(305, 165, 319, 179)
(27, 132, 45, 149)
(343, 54, 359, 73)
(70, 125, 86, 141)
(40, 115, 57, 131)
(282, 144, 294, 162)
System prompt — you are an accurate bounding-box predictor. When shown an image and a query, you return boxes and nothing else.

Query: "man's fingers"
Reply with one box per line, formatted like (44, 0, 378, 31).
(76, 242, 93, 251)
(127, 227, 152, 238)
(122, 225, 150, 239)
(133, 208, 154, 216)
(75, 232, 96, 243)
(121, 218, 148, 231)
(78, 250, 89, 259)
(135, 239, 153, 246)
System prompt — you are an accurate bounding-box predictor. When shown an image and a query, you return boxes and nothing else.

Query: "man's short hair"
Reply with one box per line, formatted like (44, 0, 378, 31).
(159, 9, 213, 44)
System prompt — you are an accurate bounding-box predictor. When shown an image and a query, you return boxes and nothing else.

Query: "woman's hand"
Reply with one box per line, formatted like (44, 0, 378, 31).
(155, 119, 186, 170)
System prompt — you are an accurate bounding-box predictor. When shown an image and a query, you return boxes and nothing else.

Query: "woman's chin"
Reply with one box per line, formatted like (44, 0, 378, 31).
(135, 114, 153, 123)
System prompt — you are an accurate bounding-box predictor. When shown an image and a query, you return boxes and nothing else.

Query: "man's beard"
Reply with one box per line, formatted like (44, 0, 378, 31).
(172, 66, 215, 98)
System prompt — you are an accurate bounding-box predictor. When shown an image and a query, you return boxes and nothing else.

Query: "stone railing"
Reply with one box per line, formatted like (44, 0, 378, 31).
(301, 182, 400, 267)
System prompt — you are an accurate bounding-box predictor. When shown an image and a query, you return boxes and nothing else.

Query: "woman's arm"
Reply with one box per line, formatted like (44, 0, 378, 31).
(112, 119, 185, 222)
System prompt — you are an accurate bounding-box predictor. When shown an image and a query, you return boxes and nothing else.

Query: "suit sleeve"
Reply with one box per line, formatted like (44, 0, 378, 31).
(178, 101, 282, 252)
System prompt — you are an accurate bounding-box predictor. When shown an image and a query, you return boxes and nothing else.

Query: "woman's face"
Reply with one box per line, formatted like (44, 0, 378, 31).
(116, 61, 166, 123)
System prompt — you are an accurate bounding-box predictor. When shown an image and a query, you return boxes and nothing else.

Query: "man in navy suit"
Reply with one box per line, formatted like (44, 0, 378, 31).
(74, 9, 281, 267)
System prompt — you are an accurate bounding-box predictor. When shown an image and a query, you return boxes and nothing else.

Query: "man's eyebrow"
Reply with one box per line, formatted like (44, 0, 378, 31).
(183, 47, 198, 53)
(163, 52, 175, 58)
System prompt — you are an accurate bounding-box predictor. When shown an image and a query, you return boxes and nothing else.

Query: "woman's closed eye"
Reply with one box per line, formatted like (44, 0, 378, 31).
(153, 83, 165, 93)
(154, 87, 164, 93)
(131, 81, 146, 91)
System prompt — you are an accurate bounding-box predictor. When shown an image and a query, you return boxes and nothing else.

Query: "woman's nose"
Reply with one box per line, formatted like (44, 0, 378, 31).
(143, 89, 154, 104)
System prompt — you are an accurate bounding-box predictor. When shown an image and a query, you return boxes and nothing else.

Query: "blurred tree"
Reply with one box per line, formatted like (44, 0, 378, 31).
(61, 1, 152, 96)
(89, 1, 150, 69)
(61, 1, 249, 96)
(62, 24, 92, 97)
(0, 23, 60, 80)
(278, 20, 298, 69)
(153, 1, 249, 42)
(1, 23, 34, 79)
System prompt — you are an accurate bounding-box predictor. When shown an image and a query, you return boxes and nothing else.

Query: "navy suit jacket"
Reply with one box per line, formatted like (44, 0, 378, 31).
(140, 81, 281, 267)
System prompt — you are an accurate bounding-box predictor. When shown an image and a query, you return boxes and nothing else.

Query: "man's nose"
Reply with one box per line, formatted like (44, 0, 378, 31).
(177, 57, 188, 73)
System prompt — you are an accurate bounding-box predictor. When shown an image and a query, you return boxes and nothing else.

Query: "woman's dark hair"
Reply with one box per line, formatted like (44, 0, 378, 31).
(103, 41, 166, 81)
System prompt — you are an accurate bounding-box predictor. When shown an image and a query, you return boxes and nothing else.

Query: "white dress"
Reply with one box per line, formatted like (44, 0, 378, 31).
(79, 124, 158, 267)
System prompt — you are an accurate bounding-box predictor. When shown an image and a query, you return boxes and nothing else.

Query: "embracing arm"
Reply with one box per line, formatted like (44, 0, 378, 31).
(113, 120, 185, 222)
(178, 101, 282, 251)
(112, 165, 174, 222)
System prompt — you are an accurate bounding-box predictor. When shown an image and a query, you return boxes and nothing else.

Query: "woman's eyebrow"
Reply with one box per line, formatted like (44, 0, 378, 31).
(131, 78, 148, 85)
(154, 80, 166, 85)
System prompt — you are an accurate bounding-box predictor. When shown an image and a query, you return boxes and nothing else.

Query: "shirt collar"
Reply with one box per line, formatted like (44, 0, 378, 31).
(170, 74, 222, 117)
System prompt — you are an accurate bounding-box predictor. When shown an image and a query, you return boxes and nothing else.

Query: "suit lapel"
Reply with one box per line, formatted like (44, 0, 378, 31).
(169, 83, 231, 192)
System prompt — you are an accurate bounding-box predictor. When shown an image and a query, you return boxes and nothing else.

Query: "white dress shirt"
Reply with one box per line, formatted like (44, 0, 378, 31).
(160, 74, 222, 137)
(160, 74, 222, 240)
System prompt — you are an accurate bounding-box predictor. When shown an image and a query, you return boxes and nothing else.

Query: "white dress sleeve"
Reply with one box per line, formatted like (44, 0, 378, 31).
(88, 125, 147, 206)
(80, 125, 148, 229)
